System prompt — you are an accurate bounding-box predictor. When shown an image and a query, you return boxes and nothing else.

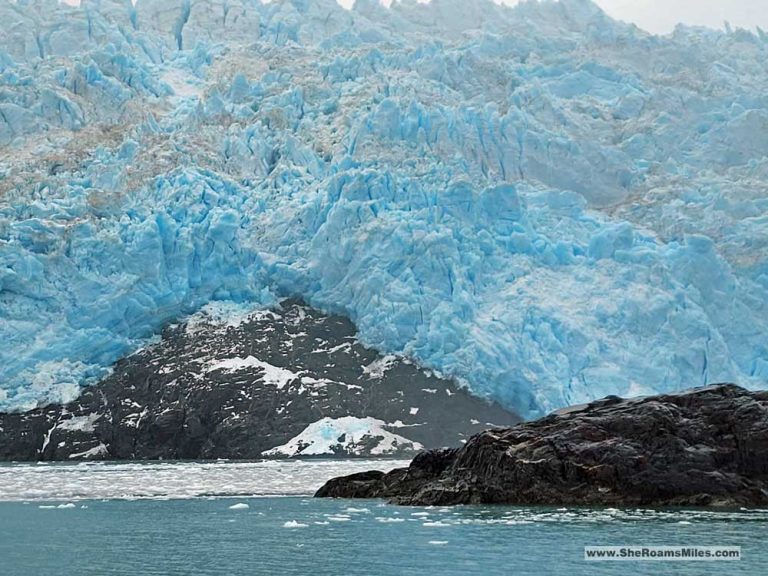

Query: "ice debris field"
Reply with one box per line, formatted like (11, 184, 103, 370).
(0, 0, 766, 418)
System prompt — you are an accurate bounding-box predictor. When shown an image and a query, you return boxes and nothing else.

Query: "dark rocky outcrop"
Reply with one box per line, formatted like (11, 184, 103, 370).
(0, 300, 518, 461)
(316, 384, 768, 507)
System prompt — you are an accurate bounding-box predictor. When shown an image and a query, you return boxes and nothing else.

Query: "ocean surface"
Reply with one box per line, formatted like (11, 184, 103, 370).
(0, 460, 766, 576)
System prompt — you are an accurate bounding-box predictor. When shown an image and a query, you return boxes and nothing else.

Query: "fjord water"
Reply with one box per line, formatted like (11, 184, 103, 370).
(0, 462, 766, 576)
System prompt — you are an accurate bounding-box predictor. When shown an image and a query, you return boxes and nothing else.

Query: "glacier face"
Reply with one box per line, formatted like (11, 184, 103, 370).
(0, 0, 766, 417)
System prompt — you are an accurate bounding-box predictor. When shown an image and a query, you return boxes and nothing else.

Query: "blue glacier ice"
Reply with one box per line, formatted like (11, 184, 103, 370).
(0, 0, 767, 417)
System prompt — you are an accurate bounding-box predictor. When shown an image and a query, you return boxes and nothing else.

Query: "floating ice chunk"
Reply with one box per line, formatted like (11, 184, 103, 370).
(422, 521, 451, 527)
(283, 520, 308, 528)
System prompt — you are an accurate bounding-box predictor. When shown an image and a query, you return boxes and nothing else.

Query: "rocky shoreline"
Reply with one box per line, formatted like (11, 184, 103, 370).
(316, 384, 768, 507)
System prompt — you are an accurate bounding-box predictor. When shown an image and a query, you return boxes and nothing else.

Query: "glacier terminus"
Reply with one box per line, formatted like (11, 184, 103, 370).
(0, 0, 767, 418)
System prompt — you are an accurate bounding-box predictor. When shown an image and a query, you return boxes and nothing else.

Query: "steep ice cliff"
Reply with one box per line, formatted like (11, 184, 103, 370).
(0, 0, 766, 417)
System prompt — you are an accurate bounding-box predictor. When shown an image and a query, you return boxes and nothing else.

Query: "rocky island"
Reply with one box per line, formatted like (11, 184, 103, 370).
(316, 384, 768, 507)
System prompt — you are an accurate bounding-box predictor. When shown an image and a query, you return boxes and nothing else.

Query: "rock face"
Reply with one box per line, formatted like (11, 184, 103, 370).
(316, 384, 768, 507)
(0, 300, 518, 461)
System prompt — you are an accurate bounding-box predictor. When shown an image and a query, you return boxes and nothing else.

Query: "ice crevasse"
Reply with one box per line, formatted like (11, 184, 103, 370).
(0, 0, 766, 417)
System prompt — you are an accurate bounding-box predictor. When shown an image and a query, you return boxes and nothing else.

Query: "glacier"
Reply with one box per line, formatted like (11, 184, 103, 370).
(0, 0, 766, 418)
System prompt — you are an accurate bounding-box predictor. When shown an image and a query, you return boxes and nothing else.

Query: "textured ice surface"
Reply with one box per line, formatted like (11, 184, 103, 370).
(0, 459, 407, 501)
(0, 0, 766, 417)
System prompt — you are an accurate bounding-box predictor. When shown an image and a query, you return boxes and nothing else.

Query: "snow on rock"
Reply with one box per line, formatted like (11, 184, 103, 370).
(67, 443, 109, 460)
(184, 302, 276, 335)
(57, 413, 101, 433)
(262, 417, 423, 458)
(0, 0, 766, 418)
(1, 299, 517, 461)
(206, 356, 298, 389)
(362, 355, 397, 380)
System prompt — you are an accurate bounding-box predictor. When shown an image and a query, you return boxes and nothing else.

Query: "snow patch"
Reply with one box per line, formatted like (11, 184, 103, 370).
(58, 413, 101, 433)
(363, 355, 397, 379)
(262, 417, 422, 457)
(206, 357, 298, 390)
(186, 302, 276, 335)
(67, 443, 108, 460)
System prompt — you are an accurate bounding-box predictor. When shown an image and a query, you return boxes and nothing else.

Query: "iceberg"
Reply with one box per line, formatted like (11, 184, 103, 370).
(0, 0, 766, 417)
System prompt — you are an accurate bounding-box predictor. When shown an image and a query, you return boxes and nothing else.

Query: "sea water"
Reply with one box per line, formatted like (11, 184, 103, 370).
(0, 461, 766, 575)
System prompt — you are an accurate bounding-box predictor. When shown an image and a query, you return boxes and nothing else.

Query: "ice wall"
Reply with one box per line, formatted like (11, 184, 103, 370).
(0, 0, 766, 416)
